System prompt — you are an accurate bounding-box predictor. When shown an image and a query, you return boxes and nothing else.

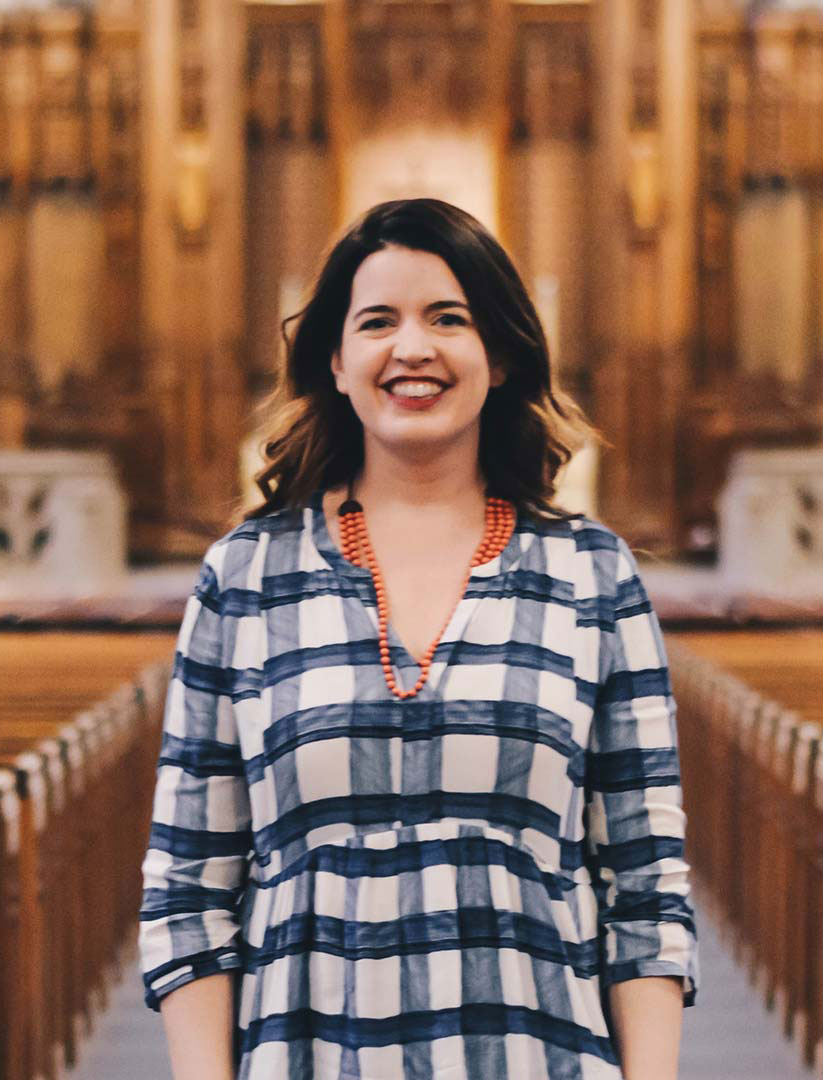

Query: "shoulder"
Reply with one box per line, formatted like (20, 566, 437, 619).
(199, 506, 309, 593)
(522, 511, 635, 575)
(516, 512, 650, 620)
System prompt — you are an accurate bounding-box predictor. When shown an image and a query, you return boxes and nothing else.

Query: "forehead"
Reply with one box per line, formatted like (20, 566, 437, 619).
(348, 246, 467, 307)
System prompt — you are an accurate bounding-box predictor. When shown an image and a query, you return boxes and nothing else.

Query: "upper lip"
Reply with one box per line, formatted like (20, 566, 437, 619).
(379, 375, 452, 390)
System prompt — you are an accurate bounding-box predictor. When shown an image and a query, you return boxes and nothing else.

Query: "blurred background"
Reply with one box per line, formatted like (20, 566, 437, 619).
(0, 1, 821, 1078)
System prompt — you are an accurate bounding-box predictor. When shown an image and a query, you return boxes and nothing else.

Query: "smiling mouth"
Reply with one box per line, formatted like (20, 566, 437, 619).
(380, 377, 452, 399)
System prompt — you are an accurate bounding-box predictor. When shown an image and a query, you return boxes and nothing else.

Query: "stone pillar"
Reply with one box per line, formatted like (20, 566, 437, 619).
(140, 0, 247, 556)
(590, 0, 698, 550)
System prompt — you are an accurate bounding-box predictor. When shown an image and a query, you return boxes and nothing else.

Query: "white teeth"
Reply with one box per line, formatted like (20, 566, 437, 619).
(387, 381, 445, 398)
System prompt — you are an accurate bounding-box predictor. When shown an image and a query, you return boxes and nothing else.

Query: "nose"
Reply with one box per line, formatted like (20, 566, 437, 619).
(390, 319, 436, 364)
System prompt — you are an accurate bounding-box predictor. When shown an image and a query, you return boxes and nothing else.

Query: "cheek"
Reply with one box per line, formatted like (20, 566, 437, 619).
(333, 352, 370, 397)
(341, 345, 383, 386)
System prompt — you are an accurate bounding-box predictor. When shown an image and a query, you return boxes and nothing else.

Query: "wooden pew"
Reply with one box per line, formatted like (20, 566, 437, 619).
(785, 723, 819, 1052)
(809, 751, 823, 1072)
(0, 752, 51, 1080)
(0, 768, 23, 1080)
(0, 649, 173, 1080)
(668, 634, 823, 1075)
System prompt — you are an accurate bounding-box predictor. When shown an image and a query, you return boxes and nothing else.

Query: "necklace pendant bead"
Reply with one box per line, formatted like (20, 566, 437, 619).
(338, 499, 364, 516)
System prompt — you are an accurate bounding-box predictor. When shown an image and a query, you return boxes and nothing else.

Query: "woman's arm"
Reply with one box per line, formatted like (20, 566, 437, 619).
(609, 976, 683, 1080)
(584, 533, 698, 1059)
(160, 974, 236, 1080)
(139, 542, 253, 1041)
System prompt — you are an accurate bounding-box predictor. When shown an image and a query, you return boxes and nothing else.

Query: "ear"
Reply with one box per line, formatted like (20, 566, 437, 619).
(331, 349, 348, 394)
(488, 359, 507, 389)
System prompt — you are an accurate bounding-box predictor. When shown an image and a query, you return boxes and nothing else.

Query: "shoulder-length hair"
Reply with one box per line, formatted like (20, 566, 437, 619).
(248, 197, 595, 519)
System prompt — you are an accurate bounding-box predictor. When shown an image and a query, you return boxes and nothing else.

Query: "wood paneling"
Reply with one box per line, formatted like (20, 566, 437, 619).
(4, 1, 822, 559)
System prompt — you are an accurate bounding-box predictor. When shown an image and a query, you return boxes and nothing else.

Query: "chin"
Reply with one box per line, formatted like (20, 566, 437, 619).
(371, 420, 481, 456)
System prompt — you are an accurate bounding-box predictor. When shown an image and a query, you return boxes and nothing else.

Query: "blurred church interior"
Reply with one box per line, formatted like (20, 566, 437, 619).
(0, 1, 822, 1078)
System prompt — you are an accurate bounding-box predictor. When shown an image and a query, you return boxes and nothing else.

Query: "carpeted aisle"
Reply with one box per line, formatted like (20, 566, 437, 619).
(679, 902, 810, 1080)
(67, 947, 172, 1080)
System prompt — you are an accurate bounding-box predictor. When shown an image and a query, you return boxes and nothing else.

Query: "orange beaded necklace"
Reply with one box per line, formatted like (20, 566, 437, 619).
(338, 494, 516, 700)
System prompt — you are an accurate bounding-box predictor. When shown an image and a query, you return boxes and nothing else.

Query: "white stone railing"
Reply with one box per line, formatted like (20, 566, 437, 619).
(0, 449, 127, 597)
(717, 447, 823, 592)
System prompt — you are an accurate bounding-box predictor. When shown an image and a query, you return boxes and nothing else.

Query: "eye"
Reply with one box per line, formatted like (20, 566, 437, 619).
(435, 312, 470, 326)
(358, 317, 392, 331)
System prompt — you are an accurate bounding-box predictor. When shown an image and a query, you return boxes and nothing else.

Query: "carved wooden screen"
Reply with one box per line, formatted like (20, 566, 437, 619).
(684, 9, 823, 555)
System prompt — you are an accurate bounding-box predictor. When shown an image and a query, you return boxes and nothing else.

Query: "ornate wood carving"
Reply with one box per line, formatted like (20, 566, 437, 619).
(91, 11, 142, 402)
(0, 17, 35, 448)
(695, 8, 823, 381)
(6, 0, 821, 562)
(0, 5, 144, 496)
(625, 0, 662, 244)
(349, 0, 484, 30)
(695, 18, 741, 384)
(246, 6, 327, 146)
(747, 16, 795, 183)
(794, 16, 823, 186)
(174, 0, 210, 246)
(333, 0, 490, 132)
(590, 0, 698, 552)
(33, 9, 92, 190)
(0, 14, 38, 203)
(684, 7, 823, 555)
(0, 6, 141, 202)
(510, 4, 590, 143)
(135, 0, 248, 556)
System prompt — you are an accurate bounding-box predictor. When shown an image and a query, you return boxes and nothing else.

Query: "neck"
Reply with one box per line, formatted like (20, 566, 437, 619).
(355, 436, 486, 512)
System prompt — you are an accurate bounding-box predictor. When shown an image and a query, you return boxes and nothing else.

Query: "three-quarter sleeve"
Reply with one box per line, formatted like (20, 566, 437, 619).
(585, 536, 698, 1005)
(139, 542, 253, 1011)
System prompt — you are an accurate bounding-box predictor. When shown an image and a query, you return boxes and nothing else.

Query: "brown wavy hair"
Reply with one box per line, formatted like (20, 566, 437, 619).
(248, 198, 595, 520)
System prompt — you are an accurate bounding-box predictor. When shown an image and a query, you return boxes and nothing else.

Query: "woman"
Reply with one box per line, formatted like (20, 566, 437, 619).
(140, 198, 698, 1080)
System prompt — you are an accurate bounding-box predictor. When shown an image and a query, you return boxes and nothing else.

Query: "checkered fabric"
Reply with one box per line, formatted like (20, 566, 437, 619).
(140, 492, 698, 1080)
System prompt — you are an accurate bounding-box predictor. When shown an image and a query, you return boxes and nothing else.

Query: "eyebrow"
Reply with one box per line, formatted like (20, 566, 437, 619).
(353, 300, 471, 321)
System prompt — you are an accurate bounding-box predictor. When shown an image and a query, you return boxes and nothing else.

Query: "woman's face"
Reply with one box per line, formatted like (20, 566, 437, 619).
(331, 244, 504, 462)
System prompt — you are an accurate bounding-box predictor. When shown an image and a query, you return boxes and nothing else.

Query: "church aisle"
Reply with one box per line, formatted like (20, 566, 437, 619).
(679, 898, 809, 1080)
(67, 945, 172, 1080)
(66, 896, 809, 1080)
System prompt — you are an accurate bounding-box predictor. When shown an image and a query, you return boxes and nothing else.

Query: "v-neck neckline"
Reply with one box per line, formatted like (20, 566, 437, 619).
(308, 490, 525, 698)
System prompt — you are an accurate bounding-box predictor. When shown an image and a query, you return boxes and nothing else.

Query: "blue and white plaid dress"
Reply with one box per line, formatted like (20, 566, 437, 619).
(140, 493, 698, 1079)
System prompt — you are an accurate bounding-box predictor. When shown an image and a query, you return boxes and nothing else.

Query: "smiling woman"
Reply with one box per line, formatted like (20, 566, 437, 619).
(139, 198, 699, 1080)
